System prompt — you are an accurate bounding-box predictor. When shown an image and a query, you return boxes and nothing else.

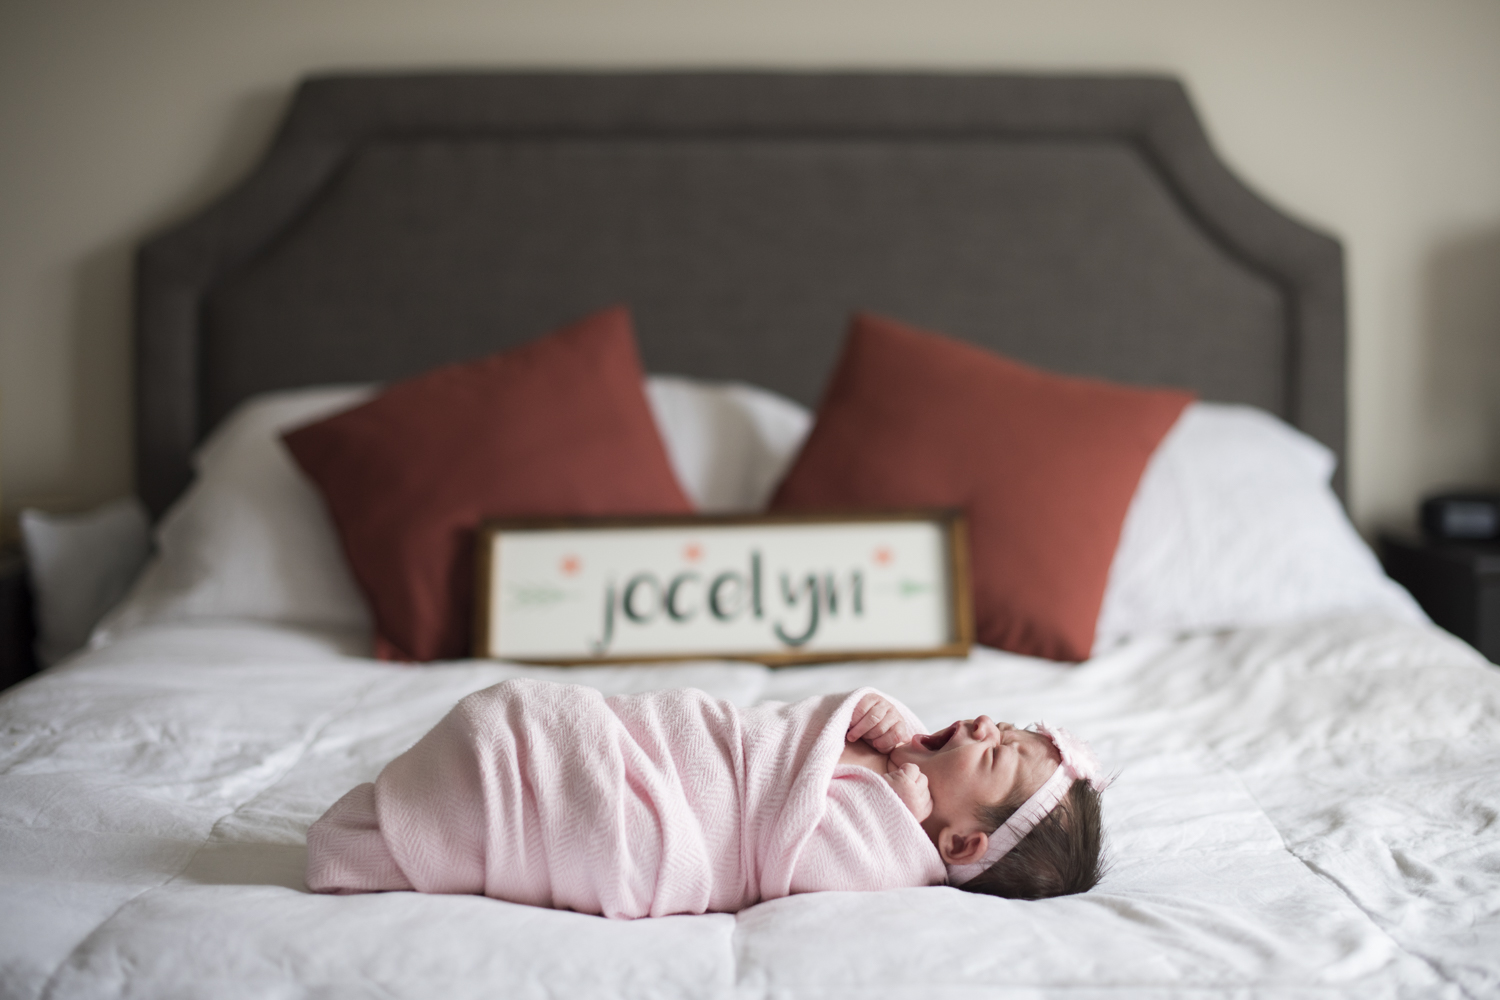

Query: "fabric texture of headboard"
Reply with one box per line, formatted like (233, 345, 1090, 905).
(136, 72, 1344, 518)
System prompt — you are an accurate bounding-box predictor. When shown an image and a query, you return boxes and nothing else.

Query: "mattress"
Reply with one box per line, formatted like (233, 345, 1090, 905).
(4, 613, 1497, 998)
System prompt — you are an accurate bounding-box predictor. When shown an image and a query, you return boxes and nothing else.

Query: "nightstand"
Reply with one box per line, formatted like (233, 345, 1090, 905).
(1380, 535, 1500, 664)
(1, 546, 39, 690)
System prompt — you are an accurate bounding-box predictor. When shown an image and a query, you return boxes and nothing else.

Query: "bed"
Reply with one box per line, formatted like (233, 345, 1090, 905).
(4, 72, 1499, 998)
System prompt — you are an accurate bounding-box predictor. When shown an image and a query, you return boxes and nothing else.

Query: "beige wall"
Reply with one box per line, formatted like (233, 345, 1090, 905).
(2, 0, 1498, 535)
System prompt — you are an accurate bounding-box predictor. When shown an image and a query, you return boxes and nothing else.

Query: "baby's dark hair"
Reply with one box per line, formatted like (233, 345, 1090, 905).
(960, 779, 1105, 899)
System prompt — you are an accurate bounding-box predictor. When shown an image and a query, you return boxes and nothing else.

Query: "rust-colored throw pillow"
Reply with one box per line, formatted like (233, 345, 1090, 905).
(283, 307, 692, 662)
(770, 313, 1193, 662)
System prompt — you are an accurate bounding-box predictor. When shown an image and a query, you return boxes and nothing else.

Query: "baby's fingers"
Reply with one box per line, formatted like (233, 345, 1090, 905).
(907, 769, 933, 821)
(885, 761, 918, 784)
(884, 763, 933, 821)
(863, 711, 914, 752)
(846, 694, 893, 743)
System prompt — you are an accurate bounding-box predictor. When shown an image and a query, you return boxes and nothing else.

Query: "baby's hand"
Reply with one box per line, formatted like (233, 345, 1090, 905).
(846, 692, 915, 753)
(882, 762, 932, 822)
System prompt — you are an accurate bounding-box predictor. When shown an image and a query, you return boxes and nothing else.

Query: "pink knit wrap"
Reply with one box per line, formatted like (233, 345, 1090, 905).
(306, 680, 944, 917)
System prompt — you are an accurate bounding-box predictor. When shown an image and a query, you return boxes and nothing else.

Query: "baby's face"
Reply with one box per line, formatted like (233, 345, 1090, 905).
(890, 717, 1061, 830)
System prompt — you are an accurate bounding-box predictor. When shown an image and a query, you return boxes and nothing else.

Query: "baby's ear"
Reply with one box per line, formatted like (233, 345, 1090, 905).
(939, 828, 988, 866)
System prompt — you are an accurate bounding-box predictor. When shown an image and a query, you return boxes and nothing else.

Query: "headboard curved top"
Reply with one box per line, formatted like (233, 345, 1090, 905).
(137, 71, 1344, 517)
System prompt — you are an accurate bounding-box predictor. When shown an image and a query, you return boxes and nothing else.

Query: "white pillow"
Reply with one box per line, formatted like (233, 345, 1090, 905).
(95, 377, 813, 642)
(94, 386, 379, 642)
(1092, 402, 1424, 652)
(21, 497, 151, 664)
(645, 375, 811, 513)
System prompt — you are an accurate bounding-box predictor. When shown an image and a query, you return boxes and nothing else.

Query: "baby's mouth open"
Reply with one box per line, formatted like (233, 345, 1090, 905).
(916, 724, 957, 751)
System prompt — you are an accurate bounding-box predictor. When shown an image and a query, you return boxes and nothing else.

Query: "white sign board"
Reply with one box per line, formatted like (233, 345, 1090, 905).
(475, 512, 971, 665)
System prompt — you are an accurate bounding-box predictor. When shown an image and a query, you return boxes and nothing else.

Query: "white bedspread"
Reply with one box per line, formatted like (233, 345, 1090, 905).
(2, 616, 1497, 999)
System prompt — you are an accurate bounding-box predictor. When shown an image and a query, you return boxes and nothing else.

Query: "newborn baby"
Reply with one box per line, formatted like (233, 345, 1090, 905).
(306, 680, 1105, 916)
(841, 693, 1107, 898)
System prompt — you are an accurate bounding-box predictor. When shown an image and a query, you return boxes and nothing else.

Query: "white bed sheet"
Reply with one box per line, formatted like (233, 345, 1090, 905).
(2, 617, 1497, 999)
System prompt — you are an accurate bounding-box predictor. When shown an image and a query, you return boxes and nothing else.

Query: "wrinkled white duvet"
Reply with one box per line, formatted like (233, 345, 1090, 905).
(2, 615, 1498, 999)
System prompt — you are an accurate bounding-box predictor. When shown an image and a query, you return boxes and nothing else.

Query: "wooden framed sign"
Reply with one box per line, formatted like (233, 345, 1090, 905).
(474, 511, 972, 666)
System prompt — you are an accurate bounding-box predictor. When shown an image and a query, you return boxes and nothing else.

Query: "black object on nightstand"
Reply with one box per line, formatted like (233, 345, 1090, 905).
(1, 547, 39, 690)
(1380, 534, 1500, 664)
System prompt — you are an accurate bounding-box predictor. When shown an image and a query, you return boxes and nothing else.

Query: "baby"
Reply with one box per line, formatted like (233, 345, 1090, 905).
(841, 692, 1107, 899)
(306, 680, 1105, 916)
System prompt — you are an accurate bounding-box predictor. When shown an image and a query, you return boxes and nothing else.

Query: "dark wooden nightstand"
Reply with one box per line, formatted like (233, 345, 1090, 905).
(1, 546, 39, 690)
(1380, 534, 1500, 664)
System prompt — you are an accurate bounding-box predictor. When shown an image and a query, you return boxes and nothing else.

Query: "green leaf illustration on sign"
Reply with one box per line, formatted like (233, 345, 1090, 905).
(508, 585, 572, 607)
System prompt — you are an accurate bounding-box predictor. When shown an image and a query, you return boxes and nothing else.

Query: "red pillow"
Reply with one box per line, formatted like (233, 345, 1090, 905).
(769, 313, 1192, 661)
(283, 307, 692, 662)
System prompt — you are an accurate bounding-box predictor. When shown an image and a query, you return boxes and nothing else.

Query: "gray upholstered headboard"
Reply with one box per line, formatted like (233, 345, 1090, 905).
(136, 72, 1344, 518)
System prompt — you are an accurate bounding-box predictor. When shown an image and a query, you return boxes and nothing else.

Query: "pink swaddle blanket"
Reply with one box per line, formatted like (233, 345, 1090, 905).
(306, 679, 944, 918)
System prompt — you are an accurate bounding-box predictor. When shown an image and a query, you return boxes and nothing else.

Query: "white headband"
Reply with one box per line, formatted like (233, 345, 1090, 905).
(945, 722, 1107, 886)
